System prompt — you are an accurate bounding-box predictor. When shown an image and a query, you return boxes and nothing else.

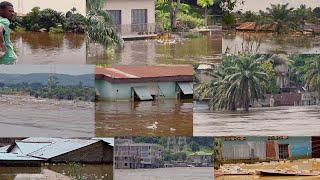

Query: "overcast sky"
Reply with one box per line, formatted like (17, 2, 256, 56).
(0, 65, 94, 75)
(235, 0, 320, 12)
(8, 0, 86, 15)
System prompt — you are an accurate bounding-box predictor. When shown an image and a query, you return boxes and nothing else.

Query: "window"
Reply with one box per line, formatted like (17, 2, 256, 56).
(131, 9, 147, 24)
(279, 144, 289, 159)
(108, 10, 121, 25)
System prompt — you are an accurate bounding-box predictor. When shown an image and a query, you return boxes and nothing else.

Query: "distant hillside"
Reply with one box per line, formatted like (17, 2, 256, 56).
(0, 73, 94, 87)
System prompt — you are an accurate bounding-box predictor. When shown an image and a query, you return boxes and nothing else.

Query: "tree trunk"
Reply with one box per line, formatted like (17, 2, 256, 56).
(205, 6, 208, 28)
(243, 80, 249, 111)
(169, 0, 181, 31)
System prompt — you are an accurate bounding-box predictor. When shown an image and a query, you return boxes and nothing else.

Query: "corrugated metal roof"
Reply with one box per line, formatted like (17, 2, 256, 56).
(0, 145, 10, 153)
(133, 87, 153, 100)
(20, 138, 101, 159)
(236, 22, 256, 30)
(177, 82, 193, 95)
(0, 153, 42, 161)
(14, 142, 51, 155)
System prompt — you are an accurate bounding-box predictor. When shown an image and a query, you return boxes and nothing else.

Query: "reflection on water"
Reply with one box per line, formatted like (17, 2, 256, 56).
(115, 167, 213, 180)
(217, 159, 320, 180)
(87, 35, 222, 65)
(223, 31, 320, 54)
(11, 32, 86, 64)
(194, 105, 320, 136)
(0, 164, 113, 180)
(0, 95, 94, 137)
(95, 99, 193, 136)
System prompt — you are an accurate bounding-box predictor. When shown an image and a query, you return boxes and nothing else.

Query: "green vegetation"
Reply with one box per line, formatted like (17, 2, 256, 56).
(197, 0, 214, 27)
(0, 76, 95, 102)
(49, 27, 64, 34)
(11, 7, 85, 33)
(214, 138, 222, 170)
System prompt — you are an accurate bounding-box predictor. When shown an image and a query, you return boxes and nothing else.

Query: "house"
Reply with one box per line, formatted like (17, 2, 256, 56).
(104, 0, 156, 38)
(114, 139, 163, 169)
(220, 136, 311, 163)
(236, 22, 273, 31)
(95, 66, 194, 101)
(0, 138, 114, 166)
(189, 152, 213, 167)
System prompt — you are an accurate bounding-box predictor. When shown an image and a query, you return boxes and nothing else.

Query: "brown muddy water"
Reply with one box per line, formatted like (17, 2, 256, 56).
(95, 99, 193, 136)
(115, 167, 213, 180)
(223, 31, 320, 54)
(87, 35, 222, 65)
(0, 164, 113, 180)
(0, 95, 94, 137)
(194, 105, 320, 136)
(11, 32, 86, 64)
(217, 159, 320, 180)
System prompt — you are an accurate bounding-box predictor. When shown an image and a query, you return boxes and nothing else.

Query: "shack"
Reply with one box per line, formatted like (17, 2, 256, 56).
(95, 66, 194, 101)
(220, 136, 311, 163)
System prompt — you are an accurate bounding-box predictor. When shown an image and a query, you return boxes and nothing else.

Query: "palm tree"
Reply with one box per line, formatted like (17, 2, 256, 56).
(196, 54, 268, 111)
(260, 3, 298, 34)
(197, 0, 214, 28)
(305, 57, 320, 99)
(86, 0, 122, 49)
(293, 4, 314, 30)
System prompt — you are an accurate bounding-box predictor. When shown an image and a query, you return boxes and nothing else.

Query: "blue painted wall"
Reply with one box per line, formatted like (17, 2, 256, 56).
(96, 80, 178, 101)
(220, 136, 311, 158)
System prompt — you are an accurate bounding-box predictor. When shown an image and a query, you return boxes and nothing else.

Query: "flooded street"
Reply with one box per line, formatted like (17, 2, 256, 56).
(115, 167, 213, 180)
(12, 32, 86, 64)
(0, 95, 94, 137)
(194, 105, 320, 136)
(87, 35, 221, 65)
(216, 159, 320, 180)
(0, 164, 113, 180)
(95, 99, 193, 136)
(223, 31, 320, 54)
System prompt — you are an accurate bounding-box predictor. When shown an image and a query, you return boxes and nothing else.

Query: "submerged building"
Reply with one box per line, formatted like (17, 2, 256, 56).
(95, 66, 194, 101)
(0, 138, 113, 166)
(114, 139, 163, 169)
(220, 136, 312, 163)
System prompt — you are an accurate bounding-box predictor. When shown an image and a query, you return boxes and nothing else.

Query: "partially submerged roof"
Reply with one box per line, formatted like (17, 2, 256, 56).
(0, 153, 42, 161)
(236, 22, 256, 31)
(95, 66, 194, 83)
(0, 145, 10, 153)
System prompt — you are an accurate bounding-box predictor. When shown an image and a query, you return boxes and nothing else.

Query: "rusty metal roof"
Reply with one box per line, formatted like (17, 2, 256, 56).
(95, 66, 193, 78)
(236, 22, 257, 30)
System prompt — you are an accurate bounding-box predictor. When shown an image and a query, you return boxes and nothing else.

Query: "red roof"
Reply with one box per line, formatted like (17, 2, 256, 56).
(95, 66, 193, 78)
(236, 22, 257, 30)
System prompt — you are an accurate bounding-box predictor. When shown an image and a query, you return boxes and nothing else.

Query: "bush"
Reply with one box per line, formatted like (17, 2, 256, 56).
(177, 14, 205, 31)
(14, 26, 25, 33)
(30, 23, 41, 32)
(183, 32, 201, 39)
(49, 27, 64, 34)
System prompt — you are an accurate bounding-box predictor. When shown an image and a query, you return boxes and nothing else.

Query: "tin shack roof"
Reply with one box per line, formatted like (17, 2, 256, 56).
(0, 153, 42, 161)
(95, 66, 194, 83)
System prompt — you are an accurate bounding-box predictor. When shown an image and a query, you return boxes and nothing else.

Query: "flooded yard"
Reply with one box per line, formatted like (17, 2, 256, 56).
(216, 159, 320, 180)
(115, 167, 213, 180)
(223, 31, 320, 54)
(0, 164, 113, 180)
(194, 105, 320, 136)
(0, 95, 94, 137)
(12, 32, 86, 64)
(87, 35, 221, 65)
(95, 99, 193, 136)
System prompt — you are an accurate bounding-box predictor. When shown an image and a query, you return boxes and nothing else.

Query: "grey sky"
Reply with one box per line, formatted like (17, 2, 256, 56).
(0, 65, 94, 75)
(8, 0, 86, 15)
(235, 0, 320, 12)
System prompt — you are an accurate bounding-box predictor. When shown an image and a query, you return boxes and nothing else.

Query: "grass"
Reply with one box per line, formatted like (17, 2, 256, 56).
(183, 32, 202, 39)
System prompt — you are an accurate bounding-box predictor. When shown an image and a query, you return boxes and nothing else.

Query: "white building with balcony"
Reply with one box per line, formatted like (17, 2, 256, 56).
(104, 0, 157, 38)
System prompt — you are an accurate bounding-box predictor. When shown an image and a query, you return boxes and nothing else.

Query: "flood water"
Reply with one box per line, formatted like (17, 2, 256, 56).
(223, 31, 320, 54)
(95, 99, 193, 136)
(0, 164, 113, 180)
(194, 105, 320, 136)
(11, 32, 86, 64)
(115, 167, 213, 180)
(217, 159, 320, 180)
(87, 35, 222, 65)
(0, 95, 94, 137)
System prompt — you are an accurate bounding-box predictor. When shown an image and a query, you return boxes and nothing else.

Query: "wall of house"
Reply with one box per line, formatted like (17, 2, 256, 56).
(49, 142, 113, 163)
(104, 0, 155, 25)
(221, 137, 311, 160)
(95, 80, 178, 101)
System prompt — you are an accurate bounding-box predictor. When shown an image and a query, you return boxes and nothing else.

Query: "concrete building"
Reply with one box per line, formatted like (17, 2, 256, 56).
(114, 139, 163, 169)
(220, 136, 311, 163)
(104, 0, 156, 38)
(189, 152, 213, 167)
(0, 138, 113, 166)
(95, 66, 194, 101)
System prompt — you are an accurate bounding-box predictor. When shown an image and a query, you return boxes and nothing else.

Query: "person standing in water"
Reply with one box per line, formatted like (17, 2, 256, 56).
(0, 1, 17, 64)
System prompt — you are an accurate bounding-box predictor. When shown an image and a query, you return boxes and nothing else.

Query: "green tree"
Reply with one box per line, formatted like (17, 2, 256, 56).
(293, 4, 315, 29)
(190, 141, 200, 152)
(197, 0, 214, 27)
(305, 57, 320, 98)
(313, 7, 320, 18)
(214, 138, 223, 170)
(86, 0, 122, 49)
(260, 3, 298, 34)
